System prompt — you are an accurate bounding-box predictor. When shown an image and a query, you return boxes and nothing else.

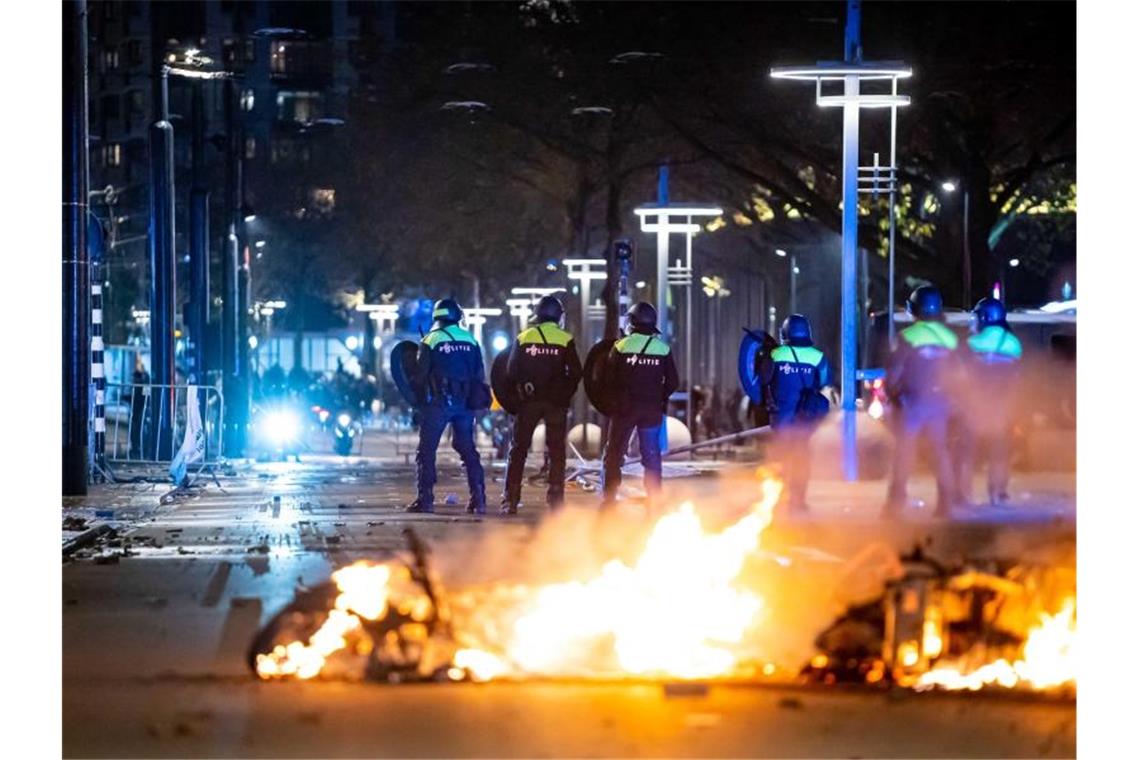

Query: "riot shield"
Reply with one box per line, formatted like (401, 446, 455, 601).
(389, 340, 423, 406)
(738, 327, 778, 406)
(489, 349, 522, 416)
(583, 339, 618, 417)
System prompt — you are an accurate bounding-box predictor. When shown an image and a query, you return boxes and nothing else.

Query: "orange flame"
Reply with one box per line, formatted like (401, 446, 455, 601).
(256, 561, 397, 679)
(916, 597, 1076, 691)
(458, 477, 782, 679)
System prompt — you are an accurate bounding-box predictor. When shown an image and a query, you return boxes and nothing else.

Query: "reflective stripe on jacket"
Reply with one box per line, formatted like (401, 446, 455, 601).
(606, 331, 678, 413)
(416, 325, 484, 407)
(507, 322, 581, 406)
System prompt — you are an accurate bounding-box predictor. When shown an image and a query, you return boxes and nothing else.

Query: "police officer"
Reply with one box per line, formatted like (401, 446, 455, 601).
(884, 285, 962, 518)
(600, 302, 679, 507)
(954, 297, 1023, 506)
(405, 298, 488, 514)
(758, 314, 832, 513)
(501, 295, 582, 514)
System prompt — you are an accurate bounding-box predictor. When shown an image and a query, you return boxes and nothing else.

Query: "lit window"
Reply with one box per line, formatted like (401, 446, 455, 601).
(245, 137, 257, 159)
(241, 89, 255, 112)
(270, 42, 288, 74)
(103, 48, 120, 70)
(105, 144, 122, 167)
(276, 91, 322, 123)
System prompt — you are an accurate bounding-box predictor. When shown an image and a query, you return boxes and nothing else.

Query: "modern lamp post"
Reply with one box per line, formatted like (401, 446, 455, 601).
(563, 259, 607, 427)
(771, 0, 910, 480)
(633, 195, 722, 442)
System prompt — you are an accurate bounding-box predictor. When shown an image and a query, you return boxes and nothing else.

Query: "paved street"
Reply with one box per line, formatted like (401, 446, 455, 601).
(62, 432, 1076, 757)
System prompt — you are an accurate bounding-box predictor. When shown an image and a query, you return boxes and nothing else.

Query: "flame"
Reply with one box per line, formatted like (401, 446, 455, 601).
(916, 597, 1076, 691)
(460, 477, 782, 679)
(256, 561, 397, 679)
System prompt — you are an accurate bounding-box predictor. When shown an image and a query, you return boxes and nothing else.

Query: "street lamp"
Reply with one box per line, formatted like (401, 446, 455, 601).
(774, 248, 799, 314)
(771, 0, 911, 481)
(634, 178, 722, 442)
(462, 306, 503, 353)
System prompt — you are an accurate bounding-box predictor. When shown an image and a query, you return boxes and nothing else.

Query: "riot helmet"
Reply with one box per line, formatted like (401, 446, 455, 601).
(431, 298, 463, 328)
(780, 314, 813, 346)
(530, 295, 565, 325)
(907, 285, 944, 321)
(972, 297, 1008, 330)
(627, 301, 660, 334)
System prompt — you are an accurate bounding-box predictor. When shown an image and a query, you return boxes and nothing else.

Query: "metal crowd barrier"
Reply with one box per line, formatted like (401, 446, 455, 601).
(103, 382, 225, 465)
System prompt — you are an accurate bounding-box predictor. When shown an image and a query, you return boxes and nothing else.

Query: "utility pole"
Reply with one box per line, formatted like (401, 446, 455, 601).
(655, 166, 670, 341)
(189, 80, 210, 387)
(148, 66, 177, 459)
(63, 0, 90, 495)
(839, 1, 861, 481)
(222, 78, 245, 457)
(772, 0, 910, 480)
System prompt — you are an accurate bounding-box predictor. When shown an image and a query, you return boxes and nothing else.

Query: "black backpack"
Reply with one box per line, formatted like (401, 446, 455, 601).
(789, 346, 830, 422)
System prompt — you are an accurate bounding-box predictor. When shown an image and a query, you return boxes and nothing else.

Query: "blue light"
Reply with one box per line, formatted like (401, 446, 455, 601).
(491, 332, 510, 352)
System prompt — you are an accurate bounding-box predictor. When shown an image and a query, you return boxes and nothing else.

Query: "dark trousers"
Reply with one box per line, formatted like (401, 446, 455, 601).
(954, 418, 1012, 504)
(772, 422, 812, 509)
(887, 401, 955, 513)
(416, 404, 485, 506)
(503, 401, 568, 507)
(602, 410, 663, 502)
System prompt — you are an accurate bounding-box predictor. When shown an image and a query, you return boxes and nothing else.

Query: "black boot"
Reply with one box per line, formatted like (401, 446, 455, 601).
(467, 488, 487, 515)
(404, 498, 434, 514)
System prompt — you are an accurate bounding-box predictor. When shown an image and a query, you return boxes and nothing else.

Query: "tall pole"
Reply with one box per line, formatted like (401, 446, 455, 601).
(685, 219, 694, 443)
(579, 277, 591, 427)
(790, 253, 798, 314)
(63, 0, 91, 495)
(962, 188, 972, 307)
(887, 76, 899, 347)
(222, 78, 244, 456)
(189, 80, 210, 386)
(148, 68, 176, 459)
(655, 166, 670, 341)
(840, 0, 862, 481)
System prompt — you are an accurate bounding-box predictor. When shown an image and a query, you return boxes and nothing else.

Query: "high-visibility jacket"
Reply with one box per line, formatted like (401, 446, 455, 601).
(414, 324, 485, 407)
(886, 320, 962, 407)
(759, 343, 831, 426)
(962, 325, 1022, 420)
(506, 321, 582, 407)
(604, 331, 680, 413)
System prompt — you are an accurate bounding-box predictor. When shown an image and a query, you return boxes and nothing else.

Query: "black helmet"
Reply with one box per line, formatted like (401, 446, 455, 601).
(973, 297, 1007, 329)
(627, 301, 660, 333)
(431, 298, 463, 327)
(530, 295, 564, 325)
(907, 285, 944, 320)
(780, 314, 813, 346)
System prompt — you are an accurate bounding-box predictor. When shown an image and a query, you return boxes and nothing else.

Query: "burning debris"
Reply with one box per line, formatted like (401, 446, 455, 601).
(248, 478, 1074, 694)
(805, 546, 1076, 693)
(251, 476, 784, 682)
(249, 529, 461, 682)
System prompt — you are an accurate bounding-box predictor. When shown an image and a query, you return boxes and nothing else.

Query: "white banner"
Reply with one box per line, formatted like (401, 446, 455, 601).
(170, 387, 206, 485)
